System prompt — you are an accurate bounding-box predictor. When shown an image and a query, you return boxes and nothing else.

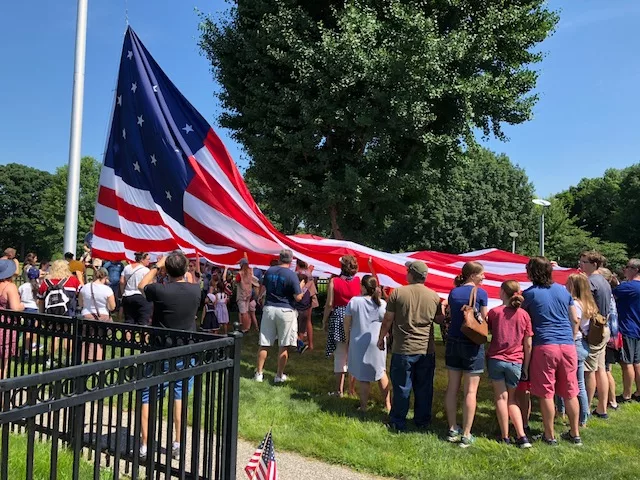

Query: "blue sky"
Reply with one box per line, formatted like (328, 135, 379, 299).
(0, 0, 638, 197)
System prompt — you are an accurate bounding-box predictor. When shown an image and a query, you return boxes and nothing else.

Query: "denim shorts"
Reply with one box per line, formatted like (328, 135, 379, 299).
(445, 337, 485, 374)
(141, 360, 194, 403)
(487, 358, 522, 388)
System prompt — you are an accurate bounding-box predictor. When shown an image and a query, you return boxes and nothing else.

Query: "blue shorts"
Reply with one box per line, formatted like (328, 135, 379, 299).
(487, 358, 522, 388)
(445, 337, 485, 374)
(141, 360, 194, 403)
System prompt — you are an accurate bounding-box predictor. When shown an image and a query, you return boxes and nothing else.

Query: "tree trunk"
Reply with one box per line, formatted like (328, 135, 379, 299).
(329, 204, 344, 240)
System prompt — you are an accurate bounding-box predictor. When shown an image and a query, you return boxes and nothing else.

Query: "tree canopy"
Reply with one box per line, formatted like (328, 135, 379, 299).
(199, 0, 558, 241)
(554, 164, 640, 267)
(40, 156, 101, 258)
(0, 157, 101, 260)
(0, 163, 53, 258)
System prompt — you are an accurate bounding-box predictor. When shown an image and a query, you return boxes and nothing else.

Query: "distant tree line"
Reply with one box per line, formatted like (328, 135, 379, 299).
(0, 157, 100, 260)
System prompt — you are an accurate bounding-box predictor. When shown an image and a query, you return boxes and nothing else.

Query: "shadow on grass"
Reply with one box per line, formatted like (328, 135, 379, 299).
(238, 321, 552, 441)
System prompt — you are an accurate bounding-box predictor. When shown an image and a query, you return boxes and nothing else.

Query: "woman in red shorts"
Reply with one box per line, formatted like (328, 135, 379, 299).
(522, 257, 582, 446)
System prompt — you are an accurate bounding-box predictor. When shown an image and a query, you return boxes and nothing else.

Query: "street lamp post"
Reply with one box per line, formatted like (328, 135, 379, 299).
(532, 199, 551, 257)
(509, 231, 519, 254)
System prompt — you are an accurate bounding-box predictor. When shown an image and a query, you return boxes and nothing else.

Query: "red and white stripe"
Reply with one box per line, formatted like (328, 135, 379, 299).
(93, 128, 575, 306)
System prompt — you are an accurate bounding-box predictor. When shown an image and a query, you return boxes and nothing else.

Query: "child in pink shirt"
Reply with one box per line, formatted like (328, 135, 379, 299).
(487, 280, 533, 448)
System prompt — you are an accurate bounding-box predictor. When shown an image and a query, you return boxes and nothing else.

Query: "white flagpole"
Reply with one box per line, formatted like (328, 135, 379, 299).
(63, 0, 89, 256)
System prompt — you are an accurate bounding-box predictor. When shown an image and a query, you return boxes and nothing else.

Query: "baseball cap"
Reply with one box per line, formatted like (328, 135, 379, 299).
(239, 258, 249, 266)
(26, 267, 40, 280)
(405, 260, 428, 277)
(279, 249, 293, 264)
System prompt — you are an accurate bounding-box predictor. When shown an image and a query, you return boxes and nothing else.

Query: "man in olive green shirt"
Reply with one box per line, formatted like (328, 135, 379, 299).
(377, 260, 443, 430)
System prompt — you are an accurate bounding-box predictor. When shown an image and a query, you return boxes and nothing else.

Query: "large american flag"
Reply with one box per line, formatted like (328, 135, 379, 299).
(244, 430, 278, 480)
(93, 27, 574, 306)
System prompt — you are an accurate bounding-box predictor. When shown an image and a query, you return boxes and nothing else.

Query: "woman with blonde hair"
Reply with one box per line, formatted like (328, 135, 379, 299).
(323, 255, 360, 397)
(38, 260, 81, 317)
(37, 260, 81, 367)
(566, 273, 610, 419)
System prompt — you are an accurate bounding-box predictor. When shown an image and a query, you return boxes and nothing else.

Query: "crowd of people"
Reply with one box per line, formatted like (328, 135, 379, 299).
(2, 240, 640, 451)
(251, 249, 640, 449)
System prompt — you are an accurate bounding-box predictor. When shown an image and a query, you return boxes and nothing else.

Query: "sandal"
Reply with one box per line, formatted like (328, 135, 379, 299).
(327, 391, 343, 398)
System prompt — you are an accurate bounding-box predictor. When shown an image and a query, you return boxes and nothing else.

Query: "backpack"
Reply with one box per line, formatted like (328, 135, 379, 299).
(586, 312, 608, 346)
(43, 278, 71, 316)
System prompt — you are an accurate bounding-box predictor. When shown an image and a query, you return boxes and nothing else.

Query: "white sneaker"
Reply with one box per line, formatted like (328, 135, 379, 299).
(274, 374, 288, 384)
(253, 372, 264, 382)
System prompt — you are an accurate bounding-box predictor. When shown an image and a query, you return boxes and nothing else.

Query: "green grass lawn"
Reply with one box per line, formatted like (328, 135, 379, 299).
(8, 433, 113, 480)
(237, 323, 640, 480)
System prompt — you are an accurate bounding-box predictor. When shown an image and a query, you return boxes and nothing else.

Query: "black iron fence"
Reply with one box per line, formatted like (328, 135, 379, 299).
(0, 310, 241, 480)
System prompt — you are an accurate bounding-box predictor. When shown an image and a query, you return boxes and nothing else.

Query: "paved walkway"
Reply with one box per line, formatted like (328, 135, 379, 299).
(86, 404, 385, 479)
(236, 438, 386, 480)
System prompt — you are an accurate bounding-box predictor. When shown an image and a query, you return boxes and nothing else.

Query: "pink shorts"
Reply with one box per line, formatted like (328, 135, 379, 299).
(530, 344, 579, 400)
(516, 380, 531, 393)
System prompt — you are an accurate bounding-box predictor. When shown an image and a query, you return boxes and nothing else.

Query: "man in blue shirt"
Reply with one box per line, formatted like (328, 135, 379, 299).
(254, 249, 305, 384)
(613, 258, 640, 402)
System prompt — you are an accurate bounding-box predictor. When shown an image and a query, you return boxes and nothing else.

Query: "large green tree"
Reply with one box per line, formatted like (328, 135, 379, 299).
(0, 163, 53, 257)
(365, 147, 539, 253)
(199, 0, 558, 241)
(40, 156, 101, 258)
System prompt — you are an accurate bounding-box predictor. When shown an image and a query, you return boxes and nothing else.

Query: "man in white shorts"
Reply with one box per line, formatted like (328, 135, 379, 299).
(255, 249, 305, 384)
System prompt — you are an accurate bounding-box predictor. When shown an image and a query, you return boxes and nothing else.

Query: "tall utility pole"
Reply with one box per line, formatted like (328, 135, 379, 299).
(63, 0, 88, 256)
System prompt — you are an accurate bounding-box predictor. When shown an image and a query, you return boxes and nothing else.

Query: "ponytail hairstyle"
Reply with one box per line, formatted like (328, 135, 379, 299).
(27, 267, 40, 300)
(134, 251, 148, 263)
(454, 261, 484, 287)
(361, 274, 381, 306)
(501, 280, 523, 309)
(93, 268, 109, 281)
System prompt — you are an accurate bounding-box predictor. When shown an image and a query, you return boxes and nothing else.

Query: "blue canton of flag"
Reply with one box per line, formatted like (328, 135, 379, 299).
(104, 26, 210, 225)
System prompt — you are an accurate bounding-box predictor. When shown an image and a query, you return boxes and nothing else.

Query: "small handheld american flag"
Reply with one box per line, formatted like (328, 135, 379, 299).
(245, 429, 278, 480)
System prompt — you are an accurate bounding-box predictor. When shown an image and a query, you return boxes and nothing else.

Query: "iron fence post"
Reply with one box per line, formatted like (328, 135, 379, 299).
(222, 324, 242, 480)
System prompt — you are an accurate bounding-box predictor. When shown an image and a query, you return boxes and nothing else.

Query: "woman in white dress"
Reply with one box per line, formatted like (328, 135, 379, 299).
(345, 275, 390, 412)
